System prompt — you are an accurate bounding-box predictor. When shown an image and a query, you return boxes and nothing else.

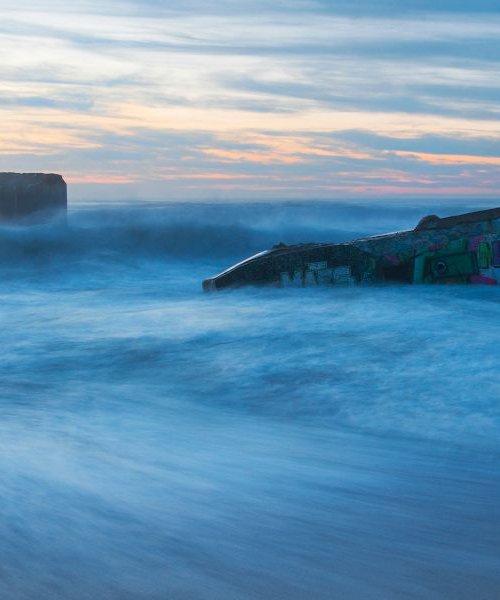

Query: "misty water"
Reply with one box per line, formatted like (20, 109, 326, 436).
(1, 201, 499, 600)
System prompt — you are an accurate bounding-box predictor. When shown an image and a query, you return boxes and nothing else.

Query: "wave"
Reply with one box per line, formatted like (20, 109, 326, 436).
(0, 199, 488, 267)
(0, 202, 364, 266)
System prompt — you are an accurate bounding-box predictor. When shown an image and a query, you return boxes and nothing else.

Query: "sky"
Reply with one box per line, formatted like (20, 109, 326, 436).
(1, 0, 500, 201)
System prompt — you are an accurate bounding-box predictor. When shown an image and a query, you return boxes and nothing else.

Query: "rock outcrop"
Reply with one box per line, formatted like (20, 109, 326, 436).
(0, 173, 67, 220)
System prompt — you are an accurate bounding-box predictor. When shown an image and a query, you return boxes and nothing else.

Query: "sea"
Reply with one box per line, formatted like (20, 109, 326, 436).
(1, 200, 499, 600)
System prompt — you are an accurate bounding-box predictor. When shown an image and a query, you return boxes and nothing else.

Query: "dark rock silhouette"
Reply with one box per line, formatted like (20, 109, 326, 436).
(0, 173, 67, 221)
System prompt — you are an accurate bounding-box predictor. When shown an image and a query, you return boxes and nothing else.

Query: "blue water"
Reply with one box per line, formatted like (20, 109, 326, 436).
(1, 202, 499, 599)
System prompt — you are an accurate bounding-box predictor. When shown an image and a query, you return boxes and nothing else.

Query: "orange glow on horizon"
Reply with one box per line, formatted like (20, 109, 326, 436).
(67, 175, 138, 184)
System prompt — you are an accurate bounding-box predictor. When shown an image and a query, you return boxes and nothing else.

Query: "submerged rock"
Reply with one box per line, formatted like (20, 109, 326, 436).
(0, 173, 67, 221)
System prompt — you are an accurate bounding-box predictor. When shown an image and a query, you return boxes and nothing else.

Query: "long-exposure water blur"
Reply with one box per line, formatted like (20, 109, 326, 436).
(1, 201, 499, 599)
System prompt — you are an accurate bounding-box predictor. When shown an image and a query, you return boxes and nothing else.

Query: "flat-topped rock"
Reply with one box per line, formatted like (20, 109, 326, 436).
(0, 173, 67, 220)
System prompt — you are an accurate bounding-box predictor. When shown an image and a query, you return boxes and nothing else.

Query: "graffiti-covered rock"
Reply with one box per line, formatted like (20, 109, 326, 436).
(203, 206, 500, 290)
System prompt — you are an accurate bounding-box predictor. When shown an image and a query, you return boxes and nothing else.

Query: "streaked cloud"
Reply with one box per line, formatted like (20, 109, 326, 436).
(392, 151, 500, 166)
(0, 0, 499, 199)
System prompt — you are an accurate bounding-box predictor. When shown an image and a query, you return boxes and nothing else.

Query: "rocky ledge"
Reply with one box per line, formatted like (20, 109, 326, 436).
(0, 173, 67, 220)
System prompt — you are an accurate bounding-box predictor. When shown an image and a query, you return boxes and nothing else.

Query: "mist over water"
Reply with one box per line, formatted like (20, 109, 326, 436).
(1, 201, 499, 599)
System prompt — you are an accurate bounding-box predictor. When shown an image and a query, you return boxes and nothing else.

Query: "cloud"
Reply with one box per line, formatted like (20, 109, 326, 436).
(333, 130, 500, 156)
(1, 0, 500, 199)
(392, 151, 500, 166)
